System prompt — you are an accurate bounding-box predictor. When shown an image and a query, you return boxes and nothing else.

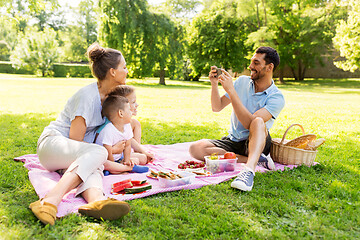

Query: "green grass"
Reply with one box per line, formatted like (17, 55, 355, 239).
(0, 73, 359, 239)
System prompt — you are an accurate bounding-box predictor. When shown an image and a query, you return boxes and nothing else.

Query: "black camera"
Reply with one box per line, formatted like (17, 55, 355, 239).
(215, 68, 222, 77)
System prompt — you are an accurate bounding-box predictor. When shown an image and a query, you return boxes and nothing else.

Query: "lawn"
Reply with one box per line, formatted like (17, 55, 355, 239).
(0, 73, 359, 239)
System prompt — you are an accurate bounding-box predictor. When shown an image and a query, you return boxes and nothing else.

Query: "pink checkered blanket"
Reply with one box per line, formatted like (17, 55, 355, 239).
(15, 142, 308, 217)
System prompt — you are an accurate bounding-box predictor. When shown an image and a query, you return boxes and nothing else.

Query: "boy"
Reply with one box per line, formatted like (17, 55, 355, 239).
(95, 95, 148, 174)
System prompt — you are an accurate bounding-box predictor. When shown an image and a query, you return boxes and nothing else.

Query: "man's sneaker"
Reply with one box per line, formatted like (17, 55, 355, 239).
(231, 167, 255, 191)
(257, 154, 276, 170)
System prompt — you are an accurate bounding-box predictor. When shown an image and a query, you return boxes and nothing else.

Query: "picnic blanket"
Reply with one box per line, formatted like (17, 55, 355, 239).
(15, 142, 311, 217)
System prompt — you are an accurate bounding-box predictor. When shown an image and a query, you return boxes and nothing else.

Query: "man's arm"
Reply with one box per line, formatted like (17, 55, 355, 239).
(219, 71, 272, 129)
(210, 66, 231, 112)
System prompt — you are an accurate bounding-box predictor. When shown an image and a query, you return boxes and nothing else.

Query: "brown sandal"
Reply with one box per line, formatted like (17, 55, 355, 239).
(78, 198, 130, 220)
(29, 199, 57, 225)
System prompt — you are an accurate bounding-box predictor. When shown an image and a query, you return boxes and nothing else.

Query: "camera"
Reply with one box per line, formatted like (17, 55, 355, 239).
(215, 68, 222, 77)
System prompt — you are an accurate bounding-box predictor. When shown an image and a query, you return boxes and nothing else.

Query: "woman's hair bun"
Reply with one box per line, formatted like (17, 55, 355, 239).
(87, 42, 106, 62)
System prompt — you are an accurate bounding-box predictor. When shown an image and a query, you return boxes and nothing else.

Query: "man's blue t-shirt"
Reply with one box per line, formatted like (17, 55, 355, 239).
(224, 75, 285, 141)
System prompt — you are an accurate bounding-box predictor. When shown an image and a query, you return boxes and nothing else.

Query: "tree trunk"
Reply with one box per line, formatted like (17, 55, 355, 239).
(298, 60, 306, 81)
(262, 0, 267, 26)
(256, 2, 260, 28)
(278, 68, 284, 83)
(301, 66, 306, 81)
(290, 67, 298, 81)
(159, 68, 166, 85)
(193, 74, 201, 81)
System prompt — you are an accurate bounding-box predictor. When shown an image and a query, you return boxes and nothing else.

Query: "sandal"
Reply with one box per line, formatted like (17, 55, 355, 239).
(29, 199, 57, 225)
(78, 198, 130, 220)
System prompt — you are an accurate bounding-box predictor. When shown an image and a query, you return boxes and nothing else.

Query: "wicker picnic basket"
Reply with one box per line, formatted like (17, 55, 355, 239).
(270, 124, 317, 166)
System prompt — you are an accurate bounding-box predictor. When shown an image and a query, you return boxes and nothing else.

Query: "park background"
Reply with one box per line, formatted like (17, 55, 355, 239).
(0, 0, 359, 239)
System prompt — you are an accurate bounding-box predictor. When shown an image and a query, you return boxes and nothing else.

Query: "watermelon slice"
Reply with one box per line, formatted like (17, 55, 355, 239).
(112, 181, 133, 193)
(131, 180, 147, 186)
(124, 184, 152, 194)
(112, 179, 132, 188)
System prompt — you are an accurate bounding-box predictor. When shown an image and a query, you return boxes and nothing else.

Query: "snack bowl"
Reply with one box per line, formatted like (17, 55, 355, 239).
(158, 171, 196, 188)
(204, 155, 237, 174)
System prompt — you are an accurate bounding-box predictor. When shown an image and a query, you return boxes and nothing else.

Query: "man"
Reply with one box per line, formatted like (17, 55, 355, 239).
(189, 47, 285, 191)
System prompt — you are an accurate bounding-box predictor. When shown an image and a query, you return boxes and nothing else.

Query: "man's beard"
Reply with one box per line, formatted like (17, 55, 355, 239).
(250, 67, 266, 81)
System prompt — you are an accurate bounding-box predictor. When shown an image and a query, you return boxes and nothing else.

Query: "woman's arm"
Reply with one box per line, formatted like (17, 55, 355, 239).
(69, 116, 86, 141)
(103, 144, 115, 161)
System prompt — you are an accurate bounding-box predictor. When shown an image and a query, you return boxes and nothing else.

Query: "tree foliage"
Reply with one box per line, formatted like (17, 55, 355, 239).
(10, 28, 59, 76)
(187, 0, 254, 79)
(333, 0, 360, 72)
(99, 0, 184, 84)
(245, 0, 345, 81)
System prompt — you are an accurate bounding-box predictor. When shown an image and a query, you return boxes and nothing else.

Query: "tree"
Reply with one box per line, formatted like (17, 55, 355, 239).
(99, 0, 184, 84)
(58, 0, 98, 63)
(187, 0, 253, 80)
(78, 0, 97, 45)
(333, 0, 360, 72)
(246, 0, 346, 81)
(10, 28, 59, 76)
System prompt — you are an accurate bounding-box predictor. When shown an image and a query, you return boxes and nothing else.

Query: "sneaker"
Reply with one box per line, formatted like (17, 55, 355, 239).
(257, 154, 276, 170)
(131, 165, 149, 173)
(231, 167, 255, 191)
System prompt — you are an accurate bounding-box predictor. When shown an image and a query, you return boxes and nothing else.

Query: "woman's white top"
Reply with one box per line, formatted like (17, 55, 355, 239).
(39, 82, 105, 143)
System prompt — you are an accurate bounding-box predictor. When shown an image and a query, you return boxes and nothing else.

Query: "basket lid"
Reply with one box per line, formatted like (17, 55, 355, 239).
(305, 138, 326, 150)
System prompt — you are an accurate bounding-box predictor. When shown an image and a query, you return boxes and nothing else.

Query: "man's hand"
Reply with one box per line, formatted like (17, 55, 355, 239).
(209, 66, 220, 85)
(218, 70, 235, 94)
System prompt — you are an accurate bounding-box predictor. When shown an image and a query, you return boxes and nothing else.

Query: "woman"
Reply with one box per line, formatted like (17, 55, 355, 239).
(30, 43, 130, 225)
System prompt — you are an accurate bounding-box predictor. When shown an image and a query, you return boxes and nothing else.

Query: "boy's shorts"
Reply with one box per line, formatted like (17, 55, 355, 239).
(209, 133, 272, 156)
(115, 154, 124, 163)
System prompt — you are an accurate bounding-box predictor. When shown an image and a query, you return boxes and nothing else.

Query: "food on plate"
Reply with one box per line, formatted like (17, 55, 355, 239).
(178, 160, 205, 169)
(111, 179, 151, 194)
(131, 180, 148, 186)
(224, 152, 236, 159)
(124, 184, 152, 194)
(147, 170, 159, 179)
(158, 171, 183, 180)
(112, 181, 133, 193)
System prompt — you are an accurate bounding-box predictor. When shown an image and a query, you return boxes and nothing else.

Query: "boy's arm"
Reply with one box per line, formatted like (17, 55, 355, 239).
(122, 139, 134, 166)
(131, 138, 154, 162)
(111, 140, 126, 154)
(103, 144, 115, 161)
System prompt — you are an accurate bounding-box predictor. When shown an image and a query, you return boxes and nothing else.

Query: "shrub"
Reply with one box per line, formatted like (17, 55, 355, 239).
(10, 28, 59, 76)
(0, 41, 10, 61)
(53, 63, 92, 78)
(0, 61, 31, 74)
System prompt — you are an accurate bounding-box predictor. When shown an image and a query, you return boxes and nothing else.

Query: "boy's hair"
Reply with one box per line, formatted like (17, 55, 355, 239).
(101, 95, 129, 120)
(255, 46, 280, 71)
(108, 85, 135, 97)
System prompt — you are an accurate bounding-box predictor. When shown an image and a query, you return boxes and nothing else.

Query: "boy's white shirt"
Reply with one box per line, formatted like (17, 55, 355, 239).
(95, 122, 133, 160)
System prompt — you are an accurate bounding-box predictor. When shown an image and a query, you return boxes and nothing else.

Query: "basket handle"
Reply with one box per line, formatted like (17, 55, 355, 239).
(280, 123, 305, 145)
